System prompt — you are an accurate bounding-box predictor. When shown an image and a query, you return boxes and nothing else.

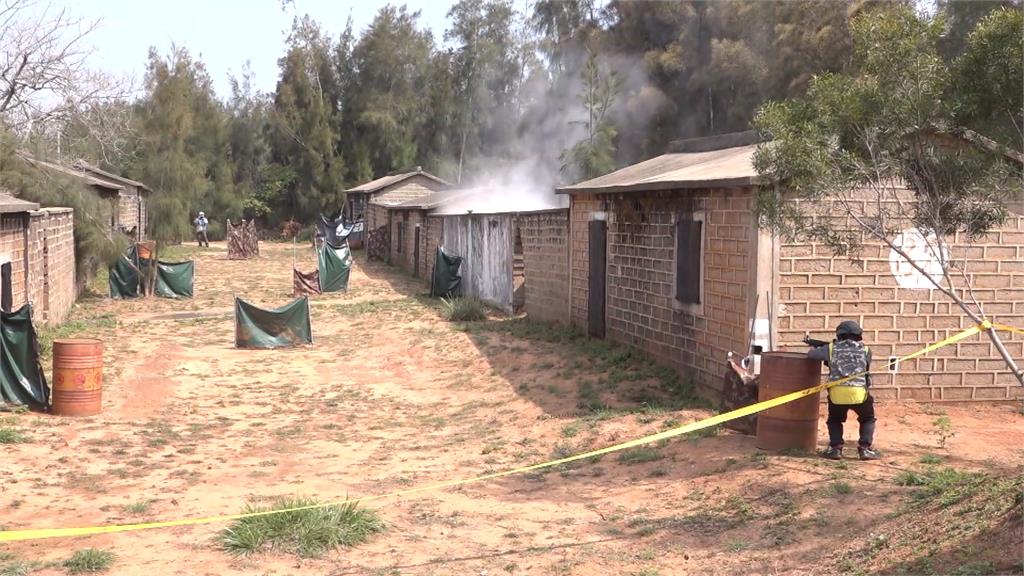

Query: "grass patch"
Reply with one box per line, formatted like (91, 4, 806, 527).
(332, 298, 426, 318)
(63, 549, 115, 574)
(36, 314, 117, 359)
(463, 318, 706, 408)
(919, 453, 944, 465)
(896, 467, 990, 509)
(617, 447, 664, 465)
(442, 297, 488, 322)
(0, 428, 28, 444)
(0, 560, 45, 576)
(831, 481, 853, 495)
(123, 500, 153, 515)
(221, 497, 384, 558)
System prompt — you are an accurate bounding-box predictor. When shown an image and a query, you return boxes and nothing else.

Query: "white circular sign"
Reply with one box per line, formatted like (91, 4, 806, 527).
(889, 228, 948, 290)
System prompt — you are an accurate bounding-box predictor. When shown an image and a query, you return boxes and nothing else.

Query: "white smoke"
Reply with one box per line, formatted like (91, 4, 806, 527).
(438, 51, 665, 216)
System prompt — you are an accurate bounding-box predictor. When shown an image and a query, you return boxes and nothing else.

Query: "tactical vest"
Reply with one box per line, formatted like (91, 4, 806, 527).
(828, 340, 869, 405)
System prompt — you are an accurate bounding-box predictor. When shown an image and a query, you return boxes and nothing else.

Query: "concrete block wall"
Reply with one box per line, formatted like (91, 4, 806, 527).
(367, 204, 389, 235)
(388, 209, 426, 277)
(0, 209, 76, 325)
(570, 196, 602, 328)
(422, 215, 443, 283)
(139, 195, 148, 240)
(778, 211, 1024, 401)
(0, 214, 28, 307)
(118, 188, 140, 236)
(27, 208, 75, 325)
(570, 190, 756, 393)
(520, 210, 570, 324)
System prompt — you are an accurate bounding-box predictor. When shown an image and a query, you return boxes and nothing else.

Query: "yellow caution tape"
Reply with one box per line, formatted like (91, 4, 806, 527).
(0, 321, 1018, 543)
(992, 323, 1024, 336)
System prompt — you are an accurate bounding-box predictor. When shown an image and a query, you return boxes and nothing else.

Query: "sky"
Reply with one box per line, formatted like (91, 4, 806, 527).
(68, 0, 454, 99)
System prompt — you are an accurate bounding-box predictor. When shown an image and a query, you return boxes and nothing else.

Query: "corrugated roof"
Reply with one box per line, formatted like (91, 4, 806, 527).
(348, 169, 451, 193)
(430, 187, 569, 216)
(388, 189, 473, 210)
(73, 160, 150, 191)
(556, 144, 759, 194)
(0, 191, 40, 213)
(23, 157, 124, 192)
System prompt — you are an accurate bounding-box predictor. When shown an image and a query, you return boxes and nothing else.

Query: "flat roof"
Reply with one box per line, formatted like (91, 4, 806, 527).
(0, 191, 41, 213)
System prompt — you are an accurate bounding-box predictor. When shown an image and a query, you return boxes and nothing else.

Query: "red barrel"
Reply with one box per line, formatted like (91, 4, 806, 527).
(755, 352, 822, 452)
(51, 339, 103, 417)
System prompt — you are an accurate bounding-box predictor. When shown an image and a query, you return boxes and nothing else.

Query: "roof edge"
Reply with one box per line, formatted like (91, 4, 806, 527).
(667, 130, 762, 153)
(556, 176, 761, 195)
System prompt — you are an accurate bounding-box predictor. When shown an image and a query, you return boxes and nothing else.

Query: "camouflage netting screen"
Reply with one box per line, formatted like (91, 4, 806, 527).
(234, 296, 312, 349)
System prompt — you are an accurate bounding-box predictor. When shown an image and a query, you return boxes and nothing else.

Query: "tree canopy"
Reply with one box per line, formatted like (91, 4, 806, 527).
(0, 0, 1018, 244)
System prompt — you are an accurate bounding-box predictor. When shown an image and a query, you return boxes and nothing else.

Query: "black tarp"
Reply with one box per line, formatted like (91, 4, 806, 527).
(317, 212, 353, 249)
(0, 304, 49, 408)
(430, 246, 463, 298)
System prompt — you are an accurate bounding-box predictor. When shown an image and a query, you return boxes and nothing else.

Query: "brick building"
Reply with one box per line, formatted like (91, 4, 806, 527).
(557, 134, 1024, 401)
(385, 189, 466, 279)
(0, 192, 76, 325)
(384, 187, 570, 318)
(348, 168, 450, 235)
(72, 160, 150, 240)
(24, 156, 150, 241)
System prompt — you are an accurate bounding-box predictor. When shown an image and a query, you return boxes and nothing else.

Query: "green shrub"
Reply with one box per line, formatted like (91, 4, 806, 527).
(0, 428, 28, 444)
(63, 549, 115, 574)
(442, 297, 488, 322)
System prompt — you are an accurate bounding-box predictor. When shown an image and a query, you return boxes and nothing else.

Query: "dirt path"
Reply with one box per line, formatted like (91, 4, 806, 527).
(1, 242, 1022, 576)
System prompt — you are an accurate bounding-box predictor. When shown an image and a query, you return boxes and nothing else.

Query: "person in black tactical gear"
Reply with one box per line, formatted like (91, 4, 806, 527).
(807, 320, 881, 460)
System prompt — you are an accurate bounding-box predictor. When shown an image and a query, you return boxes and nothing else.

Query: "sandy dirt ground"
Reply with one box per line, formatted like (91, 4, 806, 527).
(1, 241, 1022, 576)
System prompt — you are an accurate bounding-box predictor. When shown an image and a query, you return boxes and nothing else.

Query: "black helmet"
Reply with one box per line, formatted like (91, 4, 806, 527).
(836, 320, 863, 337)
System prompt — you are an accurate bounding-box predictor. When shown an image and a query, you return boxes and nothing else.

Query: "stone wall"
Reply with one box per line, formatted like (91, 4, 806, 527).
(519, 210, 570, 324)
(778, 210, 1024, 402)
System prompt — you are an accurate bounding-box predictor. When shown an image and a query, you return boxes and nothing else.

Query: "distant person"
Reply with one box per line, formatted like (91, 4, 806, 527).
(807, 320, 880, 460)
(194, 211, 209, 247)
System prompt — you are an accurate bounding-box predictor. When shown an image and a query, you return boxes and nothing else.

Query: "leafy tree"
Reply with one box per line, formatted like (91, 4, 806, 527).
(951, 7, 1023, 151)
(0, 137, 126, 282)
(227, 62, 270, 219)
(347, 6, 433, 178)
(268, 17, 345, 223)
(753, 5, 1024, 385)
(446, 0, 524, 180)
(560, 48, 622, 181)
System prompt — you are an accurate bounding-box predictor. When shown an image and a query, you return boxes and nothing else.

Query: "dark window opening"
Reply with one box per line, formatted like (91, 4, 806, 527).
(396, 221, 404, 254)
(675, 219, 702, 304)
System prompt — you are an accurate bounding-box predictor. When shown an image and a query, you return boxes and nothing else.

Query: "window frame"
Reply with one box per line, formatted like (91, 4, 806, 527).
(672, 210, 706, 316)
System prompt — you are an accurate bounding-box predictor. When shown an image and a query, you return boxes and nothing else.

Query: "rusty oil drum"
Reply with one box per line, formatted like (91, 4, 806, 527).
(755, 352, 822, 452)
(51, 338, 103, 417)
